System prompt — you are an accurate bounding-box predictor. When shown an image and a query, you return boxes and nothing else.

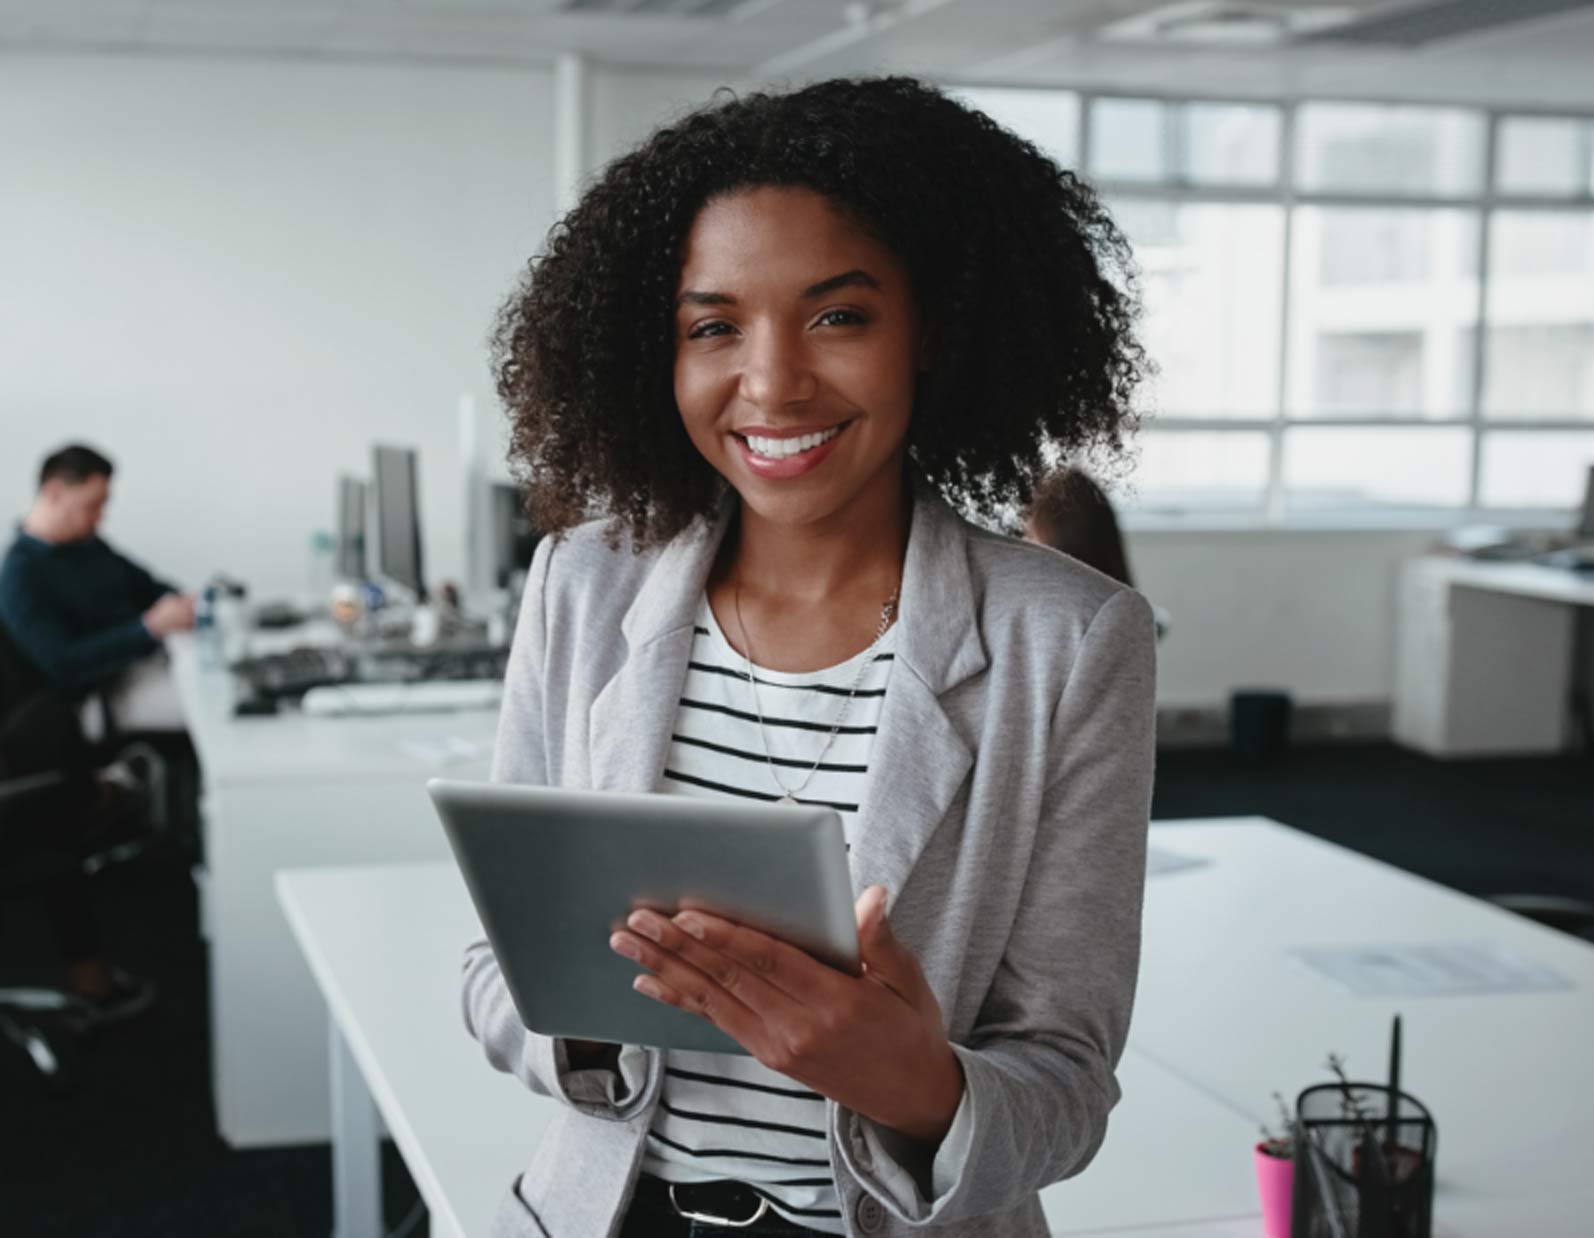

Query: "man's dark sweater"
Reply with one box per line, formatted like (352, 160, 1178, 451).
(0, 529, 171, 696)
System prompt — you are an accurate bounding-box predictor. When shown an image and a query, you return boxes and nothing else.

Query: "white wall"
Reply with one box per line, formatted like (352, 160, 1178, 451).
(0, 53, 557, 599)
(0, 54, 743, 604)
(1127, 528, 1439, 709)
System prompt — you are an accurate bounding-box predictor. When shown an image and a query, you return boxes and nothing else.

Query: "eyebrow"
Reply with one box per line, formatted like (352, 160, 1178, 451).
(676, 268, 882, 308)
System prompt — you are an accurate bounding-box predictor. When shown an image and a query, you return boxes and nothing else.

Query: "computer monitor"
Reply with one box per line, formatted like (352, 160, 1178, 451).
(1578, 465, 1594, 541)
(490, 483, 540, 588)
(335, 476, 367, 581)
(373, 445, 425, 599)
(490, 481, 541, 586)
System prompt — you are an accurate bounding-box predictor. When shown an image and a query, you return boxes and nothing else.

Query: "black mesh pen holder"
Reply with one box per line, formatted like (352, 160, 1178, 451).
(1290, 1082, 1436, 1238)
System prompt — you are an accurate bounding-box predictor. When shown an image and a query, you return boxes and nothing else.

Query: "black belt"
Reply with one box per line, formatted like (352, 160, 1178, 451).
(631, 1173, 821, 1233)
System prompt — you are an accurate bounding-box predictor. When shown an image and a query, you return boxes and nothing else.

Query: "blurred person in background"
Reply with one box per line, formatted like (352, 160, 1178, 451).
(1022, 466, 1134, 589)
(0, 443, 194, 730)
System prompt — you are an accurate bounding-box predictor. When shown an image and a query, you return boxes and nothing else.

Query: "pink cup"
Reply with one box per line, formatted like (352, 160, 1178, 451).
(1254, 1143, 1294, 1238)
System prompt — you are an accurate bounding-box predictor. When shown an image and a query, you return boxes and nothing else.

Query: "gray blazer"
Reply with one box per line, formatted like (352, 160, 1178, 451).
(463, 485, 1157, 1238)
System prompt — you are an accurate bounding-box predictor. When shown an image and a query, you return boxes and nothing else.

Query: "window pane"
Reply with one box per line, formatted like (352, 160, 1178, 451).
(1296, 103, 1484, 196)
(1483, 211, 1594, 419)
(951, 87, 1079, 170)
(1479, 431, 1594, 509)
(1090, 98, 1167, 182)
(1115, 200, 1284, 418)
(1182, 102, 1280, 185)
(1288, 208, 1480, 417)
(1496, 117, 1593, 198)
(1284, 427, 1471, 512)
(1120, 431, 1271, 515)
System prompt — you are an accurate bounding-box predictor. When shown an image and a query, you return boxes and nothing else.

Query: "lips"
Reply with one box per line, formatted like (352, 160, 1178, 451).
(732, 419, 853, 480)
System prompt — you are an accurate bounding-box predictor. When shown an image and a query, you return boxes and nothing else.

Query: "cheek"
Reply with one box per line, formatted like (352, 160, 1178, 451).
(674, 356, 729, 449)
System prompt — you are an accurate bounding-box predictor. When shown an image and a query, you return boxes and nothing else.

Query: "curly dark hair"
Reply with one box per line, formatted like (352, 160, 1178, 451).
(492, 75, 1144, 547)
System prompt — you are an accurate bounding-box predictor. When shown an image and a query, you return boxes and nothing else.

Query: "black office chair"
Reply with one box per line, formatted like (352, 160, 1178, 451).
(1483, 892, 1594, 945)
(0, 628, 169, 1085)
(0, 770, 93, 1084)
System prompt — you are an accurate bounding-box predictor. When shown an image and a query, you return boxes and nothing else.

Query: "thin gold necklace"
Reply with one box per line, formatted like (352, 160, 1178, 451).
(732, 578, 899, 805)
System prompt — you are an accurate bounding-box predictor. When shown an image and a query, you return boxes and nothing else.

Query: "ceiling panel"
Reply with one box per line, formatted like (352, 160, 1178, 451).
(1, 0, 1593, 108)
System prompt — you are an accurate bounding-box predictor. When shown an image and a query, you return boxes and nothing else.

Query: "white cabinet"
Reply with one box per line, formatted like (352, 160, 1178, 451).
(1392, 558, 1581, 757)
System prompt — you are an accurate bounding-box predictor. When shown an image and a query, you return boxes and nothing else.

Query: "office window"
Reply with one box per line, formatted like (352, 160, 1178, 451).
(1114, 200, 1284, 418)
(1182, 102, 1280, 186)
(1496, 117, 1594, 199)
(1090, 97, 1167, 182)
(1296, 104, 1484, 197)
(1012, 91, 1594, 523)
(1289, 208, 1479, 418)
(1284, 427, 1472, 513)
(1483, 212, 1594, 419)
(951, 87, 1080, 170)
(1478, 431, 1594, 508)
(1120, 431, 1271, 515)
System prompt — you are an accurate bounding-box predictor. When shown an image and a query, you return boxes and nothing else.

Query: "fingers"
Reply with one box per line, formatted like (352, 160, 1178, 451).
(611, 909, 797, 1033)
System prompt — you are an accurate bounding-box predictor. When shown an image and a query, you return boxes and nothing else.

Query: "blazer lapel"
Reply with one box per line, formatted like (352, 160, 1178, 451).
(586, 482, 989, 900)
(588, 503, 733, 793)
(849, 485, 986, 901)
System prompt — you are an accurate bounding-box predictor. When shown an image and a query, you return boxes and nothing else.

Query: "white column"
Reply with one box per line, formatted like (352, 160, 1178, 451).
(554, 51, 589, 216)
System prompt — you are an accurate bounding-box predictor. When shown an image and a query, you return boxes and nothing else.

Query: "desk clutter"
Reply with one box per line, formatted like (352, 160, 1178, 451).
(228, 642, 510, 716)
(1258, 1017, 1438, 1238)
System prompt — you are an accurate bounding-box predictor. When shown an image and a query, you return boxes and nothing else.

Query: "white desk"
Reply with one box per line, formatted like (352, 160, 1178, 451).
(1393, 555, 1594, 756)
(171, 629, 500, 1146)
(1139, 819, 1594, 1226)
(277, 861, 1265, 1238)
(280, 817, 1594, 1237)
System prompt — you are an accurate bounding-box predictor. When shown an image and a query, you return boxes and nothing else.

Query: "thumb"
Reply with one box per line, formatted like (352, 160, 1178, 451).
(854, 884, 890, 944)
(855, 886, 918, 998)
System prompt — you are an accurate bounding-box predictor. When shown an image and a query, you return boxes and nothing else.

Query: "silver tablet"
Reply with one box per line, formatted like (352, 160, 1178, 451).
(427, 779, 859, 1055)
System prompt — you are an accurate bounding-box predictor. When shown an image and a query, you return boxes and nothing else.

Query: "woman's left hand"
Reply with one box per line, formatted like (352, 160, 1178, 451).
(609, 884, 964, 1146)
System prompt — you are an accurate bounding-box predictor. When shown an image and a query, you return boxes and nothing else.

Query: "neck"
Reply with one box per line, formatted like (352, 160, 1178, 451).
(21, 503, 65, 544)
(724, 466, 912, 605)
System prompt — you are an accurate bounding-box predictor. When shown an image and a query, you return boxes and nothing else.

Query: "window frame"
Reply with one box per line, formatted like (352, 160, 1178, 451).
(954, 83, 1594, 527)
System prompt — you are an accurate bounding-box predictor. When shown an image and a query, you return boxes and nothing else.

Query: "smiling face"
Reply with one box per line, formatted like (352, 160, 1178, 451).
(673, 186, 922, 532)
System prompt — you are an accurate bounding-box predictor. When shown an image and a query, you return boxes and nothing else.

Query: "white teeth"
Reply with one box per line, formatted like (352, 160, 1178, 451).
(745, 425, 842, 459)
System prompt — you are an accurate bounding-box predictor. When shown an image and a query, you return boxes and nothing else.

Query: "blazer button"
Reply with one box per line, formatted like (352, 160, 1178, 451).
(855, 1194, 886, 1234)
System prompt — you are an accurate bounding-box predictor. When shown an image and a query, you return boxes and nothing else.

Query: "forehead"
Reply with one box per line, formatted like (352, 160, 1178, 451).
(70, 475, 110, 502)
(677, 186, 902, 291)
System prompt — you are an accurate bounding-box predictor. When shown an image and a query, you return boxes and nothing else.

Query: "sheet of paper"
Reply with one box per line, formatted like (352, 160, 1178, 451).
(1146, 847, 1212, 879)
(1290, 940, 1573, 997)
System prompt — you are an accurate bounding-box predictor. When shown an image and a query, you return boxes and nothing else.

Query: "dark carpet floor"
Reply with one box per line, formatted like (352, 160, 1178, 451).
(2, 741, 1590, 1236)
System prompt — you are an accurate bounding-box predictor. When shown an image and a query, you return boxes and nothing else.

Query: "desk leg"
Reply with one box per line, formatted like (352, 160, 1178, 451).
(330, 1016, 382, 1238)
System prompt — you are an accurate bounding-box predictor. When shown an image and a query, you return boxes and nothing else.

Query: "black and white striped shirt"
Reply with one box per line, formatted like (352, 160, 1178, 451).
(640, 597, 895, 1233)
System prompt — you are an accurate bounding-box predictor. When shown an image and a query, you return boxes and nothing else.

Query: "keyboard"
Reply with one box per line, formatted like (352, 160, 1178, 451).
(300, 680, 503, 716)
(231, 643, 510, 701)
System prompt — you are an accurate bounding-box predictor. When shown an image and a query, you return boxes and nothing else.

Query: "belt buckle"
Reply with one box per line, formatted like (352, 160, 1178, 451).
(667, 1182, 771, 1229)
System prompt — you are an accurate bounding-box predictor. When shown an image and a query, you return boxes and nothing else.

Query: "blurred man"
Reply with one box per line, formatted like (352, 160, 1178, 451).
(0, 443, 176, 1022)
(0, 444, 193, 720)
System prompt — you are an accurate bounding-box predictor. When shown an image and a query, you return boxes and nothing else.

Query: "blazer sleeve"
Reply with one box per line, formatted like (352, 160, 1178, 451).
(459, 533, 662, 1121)
(835, 587, 1158, 1224)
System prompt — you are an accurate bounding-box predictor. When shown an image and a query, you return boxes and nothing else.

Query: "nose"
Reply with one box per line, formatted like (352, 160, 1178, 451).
(738, 324, 816, 413)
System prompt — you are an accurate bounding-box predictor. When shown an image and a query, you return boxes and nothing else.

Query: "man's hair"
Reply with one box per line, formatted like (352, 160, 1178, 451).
(39, 444, 115, 489)
(493, 76, 1145, 547)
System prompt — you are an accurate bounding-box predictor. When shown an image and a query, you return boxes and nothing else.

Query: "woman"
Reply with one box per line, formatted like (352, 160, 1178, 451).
(464, 77, 1156, 1238)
